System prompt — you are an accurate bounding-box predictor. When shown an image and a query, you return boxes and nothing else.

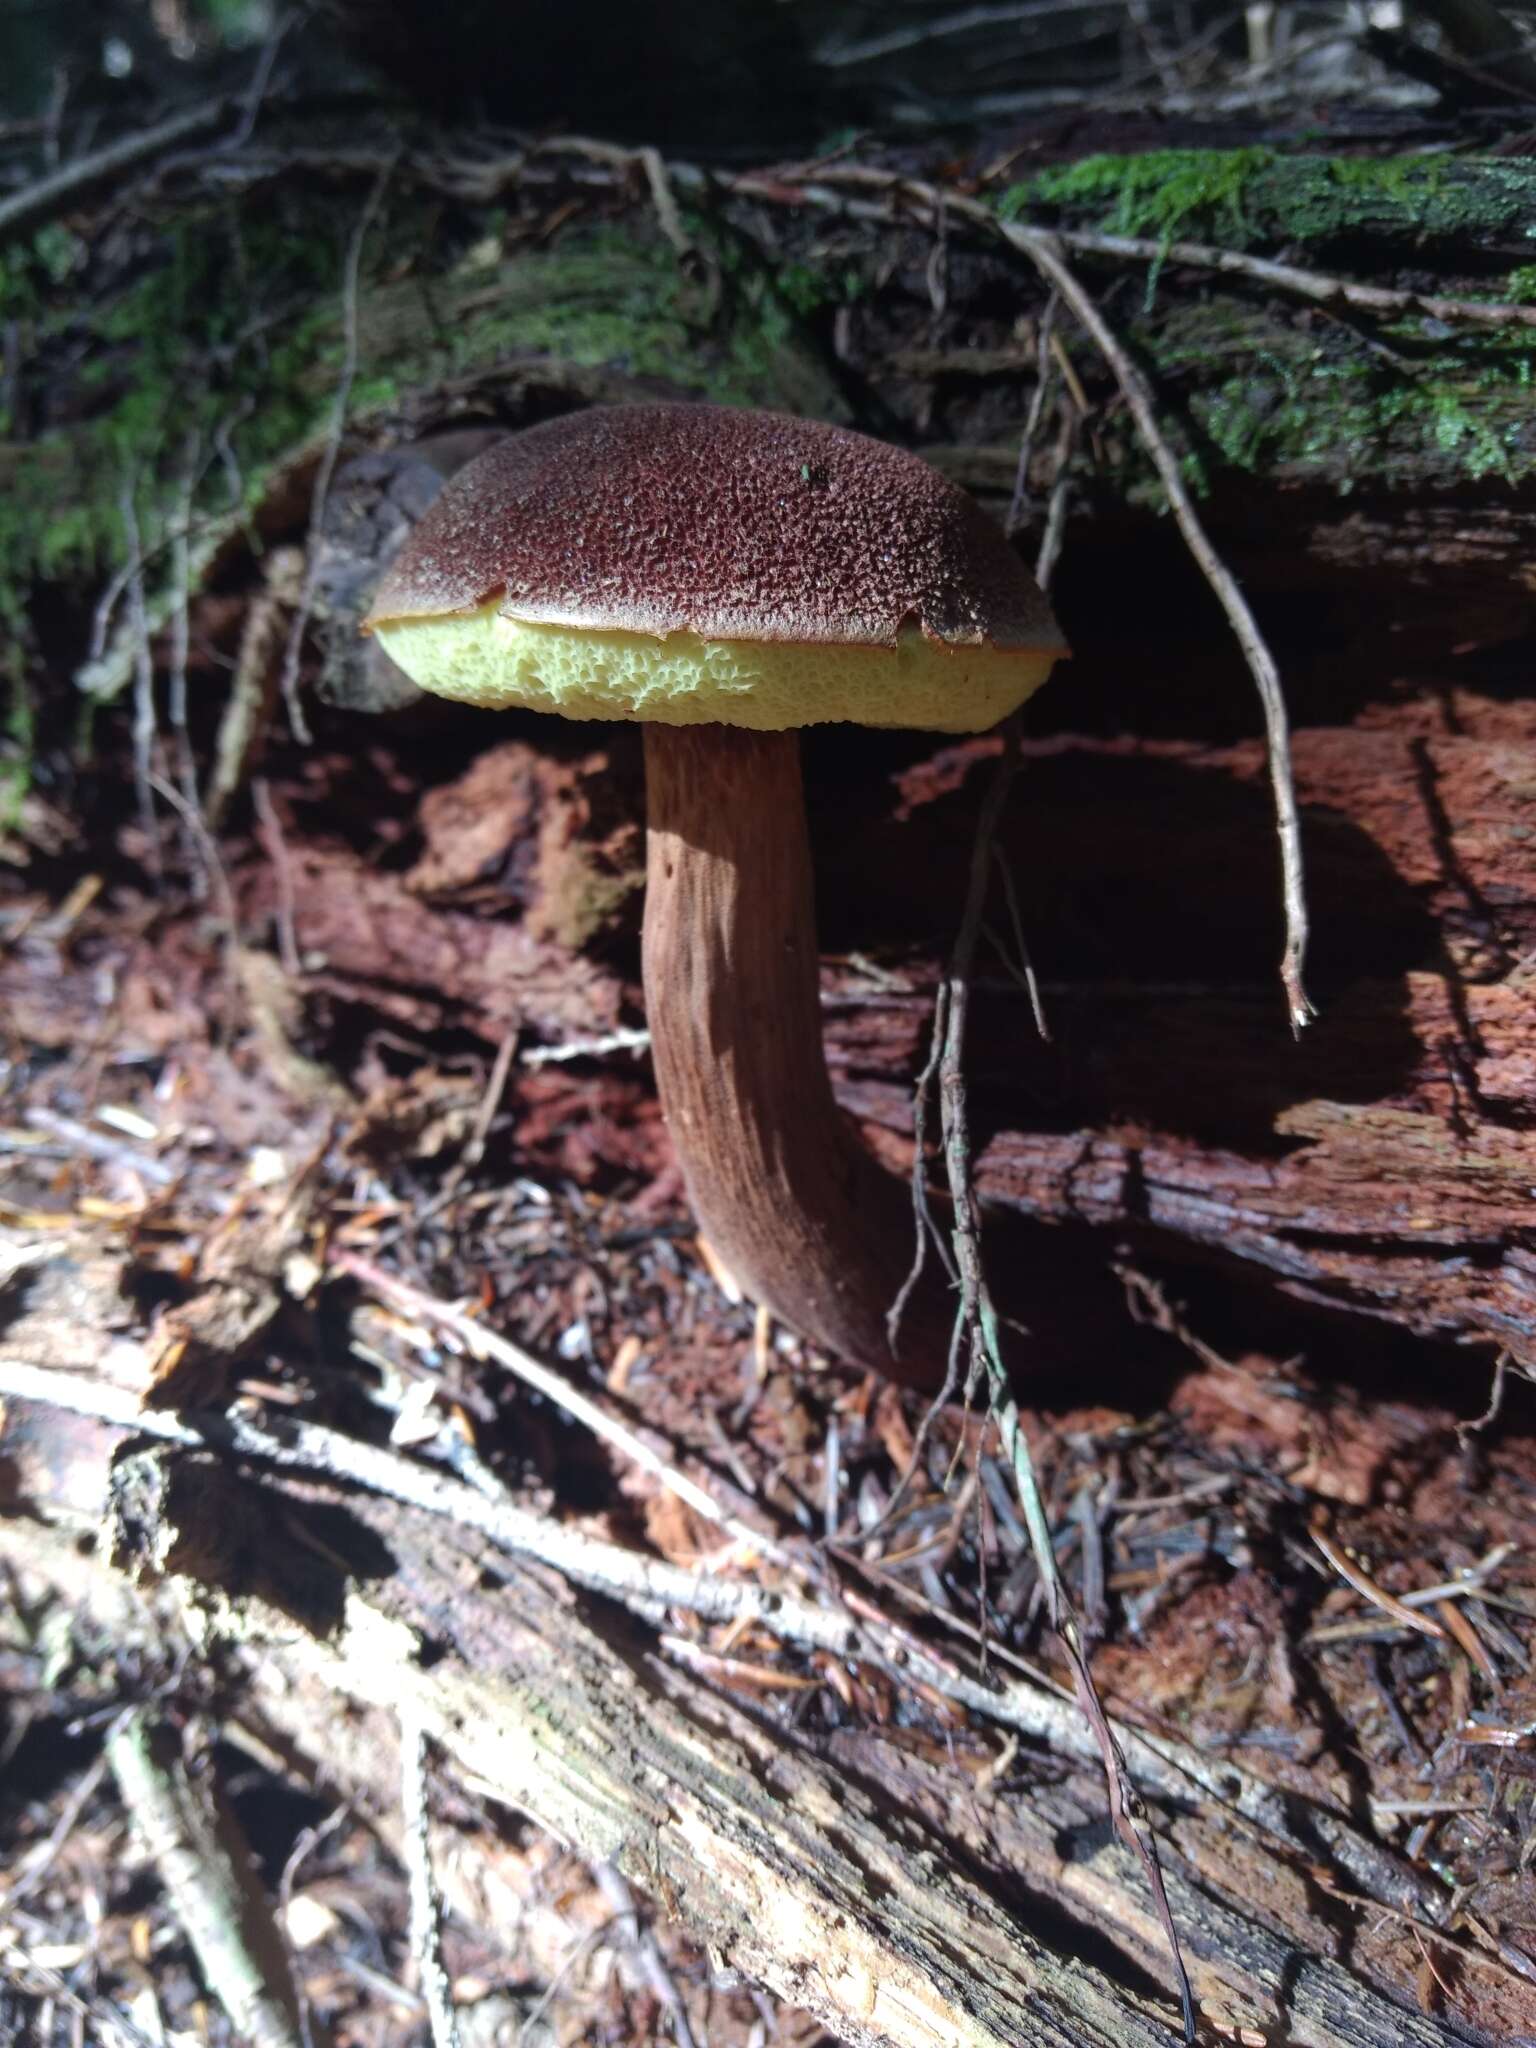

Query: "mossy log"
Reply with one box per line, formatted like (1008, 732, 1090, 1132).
(7, 134, 1536, 659)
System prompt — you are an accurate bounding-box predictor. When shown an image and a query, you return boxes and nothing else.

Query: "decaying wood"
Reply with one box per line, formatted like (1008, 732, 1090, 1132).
(0, 1448, 1517, 2048)
(643, 726, 951, 1386)
(816, 709, 1536, 1367)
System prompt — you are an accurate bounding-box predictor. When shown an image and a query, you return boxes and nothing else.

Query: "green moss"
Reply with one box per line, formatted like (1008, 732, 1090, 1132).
(1000, 147, 1274, 245)
(0, 198, 348, 653)
(1147, 301, 1535, 489)
(0, 659, 33, 826)
(998, 149, 1536, 253)
(0, 200, 847, 691)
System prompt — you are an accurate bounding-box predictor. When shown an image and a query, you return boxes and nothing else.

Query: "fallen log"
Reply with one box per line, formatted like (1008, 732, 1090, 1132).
(0, 1431, 1520, 2046)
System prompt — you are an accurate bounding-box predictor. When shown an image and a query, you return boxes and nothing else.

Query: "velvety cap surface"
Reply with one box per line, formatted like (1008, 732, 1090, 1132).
(366, 405, 1065, 653)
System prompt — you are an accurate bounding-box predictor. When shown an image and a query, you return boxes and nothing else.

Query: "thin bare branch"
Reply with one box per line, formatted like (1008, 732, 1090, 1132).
(106, 1709, 305, 2048)
(994, 220, 1313, 1031)
(277, 157, 394, 745)
(399, 1704, 463, 2048)
(0, 99, 233, 241)
(329, 1253, 795, 1569)
(118, 477, 163, 886)
(1052, 222, 1536, 333)
(711, 162, 1312, 1027)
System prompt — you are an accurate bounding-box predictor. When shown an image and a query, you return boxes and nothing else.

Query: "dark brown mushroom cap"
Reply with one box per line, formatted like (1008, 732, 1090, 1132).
(365, 404, 1065, 653)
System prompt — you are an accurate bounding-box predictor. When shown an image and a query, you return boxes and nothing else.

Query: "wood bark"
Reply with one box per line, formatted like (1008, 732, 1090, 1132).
(1, 1459, 1520, 2048)
(809, 708, 1536, 1370)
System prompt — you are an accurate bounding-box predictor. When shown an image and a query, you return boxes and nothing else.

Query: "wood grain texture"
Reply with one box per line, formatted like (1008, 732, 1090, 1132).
(5, 1464, 1513, 2048)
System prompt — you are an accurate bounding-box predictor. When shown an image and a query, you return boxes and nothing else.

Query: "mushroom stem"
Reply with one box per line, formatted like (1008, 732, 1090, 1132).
(642, 724, 949, 1387)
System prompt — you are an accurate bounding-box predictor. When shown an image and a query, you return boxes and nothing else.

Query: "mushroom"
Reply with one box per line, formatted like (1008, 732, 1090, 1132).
(364, 405, 1067, 1384)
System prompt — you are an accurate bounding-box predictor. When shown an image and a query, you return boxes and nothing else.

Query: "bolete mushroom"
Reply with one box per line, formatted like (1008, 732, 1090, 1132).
(363, 405, 1066, 1385)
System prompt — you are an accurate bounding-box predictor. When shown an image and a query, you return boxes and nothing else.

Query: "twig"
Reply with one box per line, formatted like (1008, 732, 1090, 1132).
(0, 1939, 166, 2048)
(205, 545, 305, 827)
(711, 161, 1312, 1026)
(399, 1703, 463, 2048)
(995, 221, 1312, 1032)
(0, 1357, 848, 1656)
(1436, 1597, 1500, 1685)
(463, 1026, 518, 1168)
(0, 1751, 111, 1910)
(277, 1801, 352, 2048)
(252, 778, 302, 977)
(277, 157, 394, 745)
(1050, 223, 1536, 334)
(78, 488, 253, 704)
(22, 1105, 178, 1187)
(0, 98, 233, 241)
(119, 476, 163, 886)
(1006, 291, 1059, 538)
(636, 146, 696, 266)
(915, 421, 1198, 2029)
(593, 1863, 701, 2048)
(1032, 409, 1077, 591)
(990, 850, 1049, 1041)
(521, 1026, 651, 1066)
(106, 1707, 305, 2048)
(1459, 1350, 1511, 1445)
(166, 435, 204, 882)
(147, 773, 238, 933)
(1310, 1526, 1448, 1641)
(229, 8, 301, 151)
(309, 1260, 796, 1569)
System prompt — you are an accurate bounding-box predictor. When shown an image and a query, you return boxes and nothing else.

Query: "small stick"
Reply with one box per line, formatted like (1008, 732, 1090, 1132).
(1006, 292, 1059, 538)
(166, 435, 205, 879)
(593, 1862, 700, 2048)
(522, 1026, 651, 1066)
(0, 1358, 853, 1659)
(276, 158, 393, 745)
(0, 98, 233, 240)
(399, 1703, 462, 2048)
(252, 778, 302, 978)
(1435, 1598, 1500, 1687)
(106, 1708, 305, 2048)
(1052, 223, 1536, 334)
(205, 545, 305, 828)
(22, 1105, 177, 1187)
(1459, 1350, 1511, 1445)
(636, 146, 696, 266)
(1310, 1526, 1447, 1640)
(229, 8, 298, 151)
(717, 162, 1314, 1027)
(1000, 222, 1313, 1031)
(119, 476, 163, 885)
(463, 1026, 518, 1169)
(922, 432, 1197, 2029)
(767, 159, 1536, 335)
(0, 1752, 111, 1909)
(0, 1942, 164, 2048)
(332, 1252, 790, 1568)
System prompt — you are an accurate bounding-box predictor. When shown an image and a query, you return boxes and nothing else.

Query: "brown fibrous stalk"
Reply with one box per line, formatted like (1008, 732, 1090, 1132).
(642, 724, 949, 1388)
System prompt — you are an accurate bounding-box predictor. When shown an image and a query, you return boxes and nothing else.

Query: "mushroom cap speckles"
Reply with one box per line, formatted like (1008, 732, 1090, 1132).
(365, 404, 1066, 655)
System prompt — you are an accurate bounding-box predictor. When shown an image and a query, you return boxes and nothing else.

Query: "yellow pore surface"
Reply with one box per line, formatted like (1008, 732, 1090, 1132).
(372, 603, 1059, 734)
